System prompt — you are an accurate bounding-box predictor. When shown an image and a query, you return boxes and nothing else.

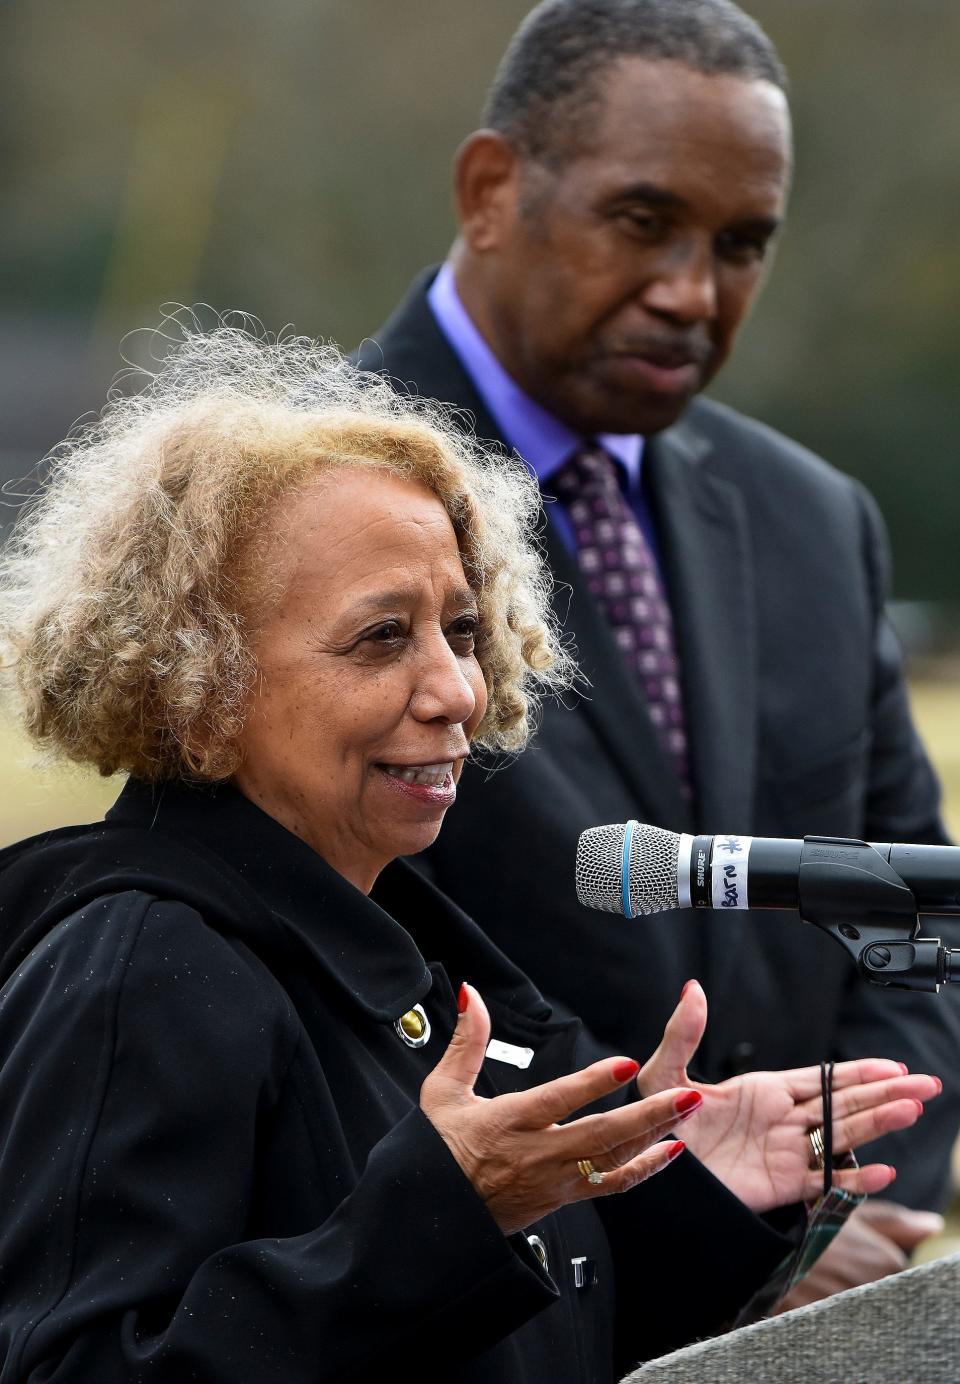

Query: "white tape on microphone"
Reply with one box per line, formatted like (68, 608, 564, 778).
(711, 835, 754, 909)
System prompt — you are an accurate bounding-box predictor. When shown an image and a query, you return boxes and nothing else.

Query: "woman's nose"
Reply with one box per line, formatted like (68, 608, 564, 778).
(409, 635, 479, 726)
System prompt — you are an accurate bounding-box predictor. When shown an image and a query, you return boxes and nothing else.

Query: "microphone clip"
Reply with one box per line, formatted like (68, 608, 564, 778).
(798, 836, 957, 991)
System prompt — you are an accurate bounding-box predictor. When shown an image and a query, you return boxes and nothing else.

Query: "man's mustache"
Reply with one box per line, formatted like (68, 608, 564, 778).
(600, 333, 714, 369)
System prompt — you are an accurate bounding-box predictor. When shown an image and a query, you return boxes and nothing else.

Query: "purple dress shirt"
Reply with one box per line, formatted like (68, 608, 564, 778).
(427, 262, 660, 559)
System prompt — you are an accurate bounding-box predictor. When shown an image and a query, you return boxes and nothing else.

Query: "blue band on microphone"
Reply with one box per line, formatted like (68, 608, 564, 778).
(622, 819, 637, 918)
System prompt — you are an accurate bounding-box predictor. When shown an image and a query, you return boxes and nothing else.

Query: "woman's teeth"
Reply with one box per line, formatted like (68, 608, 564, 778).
(384, 762, 453, 787)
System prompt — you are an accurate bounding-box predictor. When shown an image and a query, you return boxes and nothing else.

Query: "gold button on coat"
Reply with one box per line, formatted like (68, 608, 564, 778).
(395, 1004, 431, 1048)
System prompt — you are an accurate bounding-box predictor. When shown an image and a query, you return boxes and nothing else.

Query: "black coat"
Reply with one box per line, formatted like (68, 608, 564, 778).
(355, 271, 960, 1211)
(0, 779, 795, 1383)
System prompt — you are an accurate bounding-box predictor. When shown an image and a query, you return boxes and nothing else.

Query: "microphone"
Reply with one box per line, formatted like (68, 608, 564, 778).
(575, 822, 960, 918)
(575, 822, 960, 992)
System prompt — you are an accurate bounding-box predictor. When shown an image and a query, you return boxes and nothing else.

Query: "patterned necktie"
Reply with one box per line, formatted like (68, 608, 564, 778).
(553, 445, 692, 794)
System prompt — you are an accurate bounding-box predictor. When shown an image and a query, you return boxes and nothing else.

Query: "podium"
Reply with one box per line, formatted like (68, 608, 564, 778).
(622, 1252, 959, 1383)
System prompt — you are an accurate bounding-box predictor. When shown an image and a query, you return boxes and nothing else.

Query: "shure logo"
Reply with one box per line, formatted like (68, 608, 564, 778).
(697, 849, 707, 887)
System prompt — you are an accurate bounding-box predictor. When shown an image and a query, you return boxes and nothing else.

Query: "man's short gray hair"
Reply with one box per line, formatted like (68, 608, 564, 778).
(482, 0, 787, 166)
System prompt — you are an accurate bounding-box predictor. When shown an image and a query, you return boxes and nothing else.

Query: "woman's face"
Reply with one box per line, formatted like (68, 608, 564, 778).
(233, 468, 488, 892)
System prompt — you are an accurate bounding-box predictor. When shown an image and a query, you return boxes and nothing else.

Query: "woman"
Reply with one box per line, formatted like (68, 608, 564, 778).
(0, 322, 938, 1382)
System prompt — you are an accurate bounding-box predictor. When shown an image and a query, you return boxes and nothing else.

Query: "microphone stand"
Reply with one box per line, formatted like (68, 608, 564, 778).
(798, 836, 960, 992)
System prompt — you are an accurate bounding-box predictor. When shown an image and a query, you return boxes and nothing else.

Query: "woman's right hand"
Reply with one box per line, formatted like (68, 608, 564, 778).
(419, 983, 697, 1236)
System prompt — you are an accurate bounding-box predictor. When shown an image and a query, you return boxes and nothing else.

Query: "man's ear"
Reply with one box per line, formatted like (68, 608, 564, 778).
(454, 130, 521, 254)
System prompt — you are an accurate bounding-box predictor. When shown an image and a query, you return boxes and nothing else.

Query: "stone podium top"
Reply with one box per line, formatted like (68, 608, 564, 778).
(625, 1252, 959, 1384)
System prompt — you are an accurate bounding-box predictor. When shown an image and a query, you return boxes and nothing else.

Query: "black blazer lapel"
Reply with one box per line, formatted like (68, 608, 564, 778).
(647, 415, 758, 1003)
(647, 416, 757, 835)
(541, 517, 693, 830)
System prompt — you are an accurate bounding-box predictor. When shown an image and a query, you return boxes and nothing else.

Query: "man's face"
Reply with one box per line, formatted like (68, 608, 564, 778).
(470, 58, 792, 435)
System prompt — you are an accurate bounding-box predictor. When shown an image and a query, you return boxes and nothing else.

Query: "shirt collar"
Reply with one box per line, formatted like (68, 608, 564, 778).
(428, 261, 643, 488)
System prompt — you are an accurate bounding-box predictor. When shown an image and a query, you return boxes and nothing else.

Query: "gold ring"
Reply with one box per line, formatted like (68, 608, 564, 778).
(577, 1158, 604, 1186)
(808, 1126, 826, 1171)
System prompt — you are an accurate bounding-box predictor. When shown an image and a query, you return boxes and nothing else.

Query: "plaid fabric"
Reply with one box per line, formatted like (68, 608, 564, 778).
(734, 1155, 866, 1325)
(734, 1061, 865, 1324)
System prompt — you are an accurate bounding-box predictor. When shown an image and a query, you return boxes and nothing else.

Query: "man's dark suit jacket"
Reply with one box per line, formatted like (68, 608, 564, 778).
(356, 269, 960, 1210)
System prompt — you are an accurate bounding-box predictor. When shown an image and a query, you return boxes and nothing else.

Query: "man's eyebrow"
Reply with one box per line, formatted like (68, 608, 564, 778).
(612, 184, 783, 235)
(613, 182, 690, 210)
(721, 214, 784, 240)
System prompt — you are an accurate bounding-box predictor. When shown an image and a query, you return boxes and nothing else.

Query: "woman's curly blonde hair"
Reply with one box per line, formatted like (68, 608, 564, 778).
(0, 315, 574, 781)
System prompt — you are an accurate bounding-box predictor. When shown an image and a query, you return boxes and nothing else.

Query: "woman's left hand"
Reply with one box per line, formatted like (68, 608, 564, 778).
(636, 981, 943, 1214)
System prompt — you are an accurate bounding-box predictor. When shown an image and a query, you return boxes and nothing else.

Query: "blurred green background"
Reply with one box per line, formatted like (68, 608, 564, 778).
(1, 0, 958, 933)
(2, 0, 957, 813)
(1, 0, 958, 601)
(0, 0, 959, 1250)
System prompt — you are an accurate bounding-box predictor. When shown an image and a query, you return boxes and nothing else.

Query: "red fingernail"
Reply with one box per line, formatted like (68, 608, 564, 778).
(675, 1090, 702, 1116)
(667, 1140, 685, 1162)
(887, 1166, 897, 1182)
(897, 1062, 909, 1075)
(681, 979, 698, 998)
(613, 1059, 640, 1083)
(458, 983, 469, 1014)
(933, 1078, 943, 1094)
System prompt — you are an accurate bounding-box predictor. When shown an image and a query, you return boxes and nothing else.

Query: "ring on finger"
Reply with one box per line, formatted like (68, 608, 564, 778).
(577, 1158, 604, 1186)
(808, 1125, 826, 1171)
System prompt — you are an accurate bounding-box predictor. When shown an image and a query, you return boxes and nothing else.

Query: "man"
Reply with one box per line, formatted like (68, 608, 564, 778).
(356, 0, 956, 1299)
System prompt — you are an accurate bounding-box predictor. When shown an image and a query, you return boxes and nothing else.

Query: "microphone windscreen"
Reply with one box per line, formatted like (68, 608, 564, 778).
(576, 821, 681, 916)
